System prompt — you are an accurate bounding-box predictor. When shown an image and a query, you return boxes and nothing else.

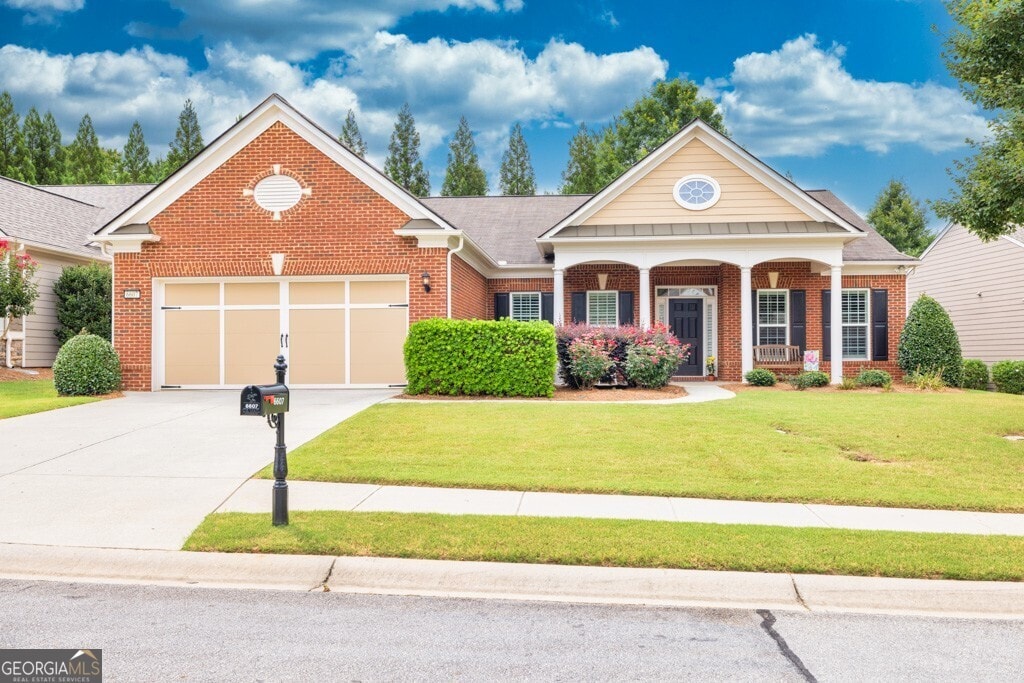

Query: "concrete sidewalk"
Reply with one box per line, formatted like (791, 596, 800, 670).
(219, 480, 1024, 536)
(1, 543, 1022, 620)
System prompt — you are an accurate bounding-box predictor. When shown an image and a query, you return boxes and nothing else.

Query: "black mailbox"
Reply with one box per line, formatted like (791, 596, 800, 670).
(240, 383, 289, 416)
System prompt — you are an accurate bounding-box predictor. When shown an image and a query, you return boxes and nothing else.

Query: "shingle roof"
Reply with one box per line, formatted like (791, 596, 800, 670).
(0, 177, 107, 258)
(39, 184, 154, 230)
(805, 190, 916, 262)
(421, 195, 590, 265)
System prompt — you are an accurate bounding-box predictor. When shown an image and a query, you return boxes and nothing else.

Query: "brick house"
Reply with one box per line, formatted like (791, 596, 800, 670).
(91, 94, 914, 391)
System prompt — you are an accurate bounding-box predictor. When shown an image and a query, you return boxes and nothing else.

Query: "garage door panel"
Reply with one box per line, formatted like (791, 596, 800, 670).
(224, 310, 281, 385)
(350, 280, 406, 305)
(165, 310, 219, 385)
(165, 283, 219, 307)
(289, 309, 345, 384)
(350, 308, 406, 384)
(290, 282, 345, 305)
(225, 283, 279, 305)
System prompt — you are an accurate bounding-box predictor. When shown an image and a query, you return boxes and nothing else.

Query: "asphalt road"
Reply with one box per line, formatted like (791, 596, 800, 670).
(1, 580, 1022, 681)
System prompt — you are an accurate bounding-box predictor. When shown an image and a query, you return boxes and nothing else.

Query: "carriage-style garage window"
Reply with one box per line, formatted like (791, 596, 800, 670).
(757, 290, 788, 345)
(587, 291, 618, 327)
(509, 292, 541, 322)
(842, 290, 870, 360)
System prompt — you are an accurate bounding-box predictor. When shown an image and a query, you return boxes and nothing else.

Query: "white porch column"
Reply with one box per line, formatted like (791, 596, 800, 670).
(638, 268, 651, 330)
(830, 265, 844, 384)
(740, 266, 753, 380)
(553, 268, 565, 326)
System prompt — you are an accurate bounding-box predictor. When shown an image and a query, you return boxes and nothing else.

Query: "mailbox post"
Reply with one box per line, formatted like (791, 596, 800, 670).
(240, 355, 291, 526)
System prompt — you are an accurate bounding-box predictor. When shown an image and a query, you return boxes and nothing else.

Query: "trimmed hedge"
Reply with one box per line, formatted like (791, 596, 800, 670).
(744, 368, 777, 386)
(856, 369, 892, 388)
(898, 295, 963, 387)
(991, 361, 1024, 395)
(962, 359, 990, 391)
(52, 333, 122, 396)
(404, 318, 557, 397)
(792, 371, 830, 390)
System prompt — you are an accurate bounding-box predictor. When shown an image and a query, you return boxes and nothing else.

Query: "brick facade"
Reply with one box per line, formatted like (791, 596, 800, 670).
(450, 255, 488, 320)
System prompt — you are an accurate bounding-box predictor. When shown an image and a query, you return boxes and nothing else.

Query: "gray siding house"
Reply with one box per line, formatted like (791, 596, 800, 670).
(907, 223, 1024, 363)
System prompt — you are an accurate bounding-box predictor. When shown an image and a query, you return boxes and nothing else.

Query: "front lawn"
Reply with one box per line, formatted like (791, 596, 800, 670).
(0, 378, 99, 419)
(185, 511, 1024, 582)
(260, 390, 1024, 511)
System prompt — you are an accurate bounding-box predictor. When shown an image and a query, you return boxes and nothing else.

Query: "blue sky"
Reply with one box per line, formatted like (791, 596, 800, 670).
(0, 0, 984, 229)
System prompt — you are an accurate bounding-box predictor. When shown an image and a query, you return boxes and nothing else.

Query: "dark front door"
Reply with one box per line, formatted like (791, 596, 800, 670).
(669, 298, 703, 376)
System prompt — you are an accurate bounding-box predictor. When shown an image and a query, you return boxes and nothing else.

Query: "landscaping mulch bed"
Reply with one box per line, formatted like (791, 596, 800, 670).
(0, 367, 53, 382)
(722, 382, 962, 394)
(397, 384, 687, 402)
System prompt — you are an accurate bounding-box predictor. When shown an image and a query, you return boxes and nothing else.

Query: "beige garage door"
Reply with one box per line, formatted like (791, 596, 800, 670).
(160, 279, 407, 388)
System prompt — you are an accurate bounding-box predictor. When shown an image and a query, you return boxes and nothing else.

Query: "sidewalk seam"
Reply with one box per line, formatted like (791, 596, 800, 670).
(790, 576, 811, 612)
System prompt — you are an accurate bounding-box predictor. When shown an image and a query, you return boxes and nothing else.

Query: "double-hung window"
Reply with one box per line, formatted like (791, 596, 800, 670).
(587, 291, 618, 327)
(841, 290, 869, 360)
(757, 290, 788, 345)
(509, 292, 541, 322)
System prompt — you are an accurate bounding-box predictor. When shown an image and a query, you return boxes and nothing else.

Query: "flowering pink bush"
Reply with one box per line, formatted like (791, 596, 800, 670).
(625, 323, 692, 388)
(566, 332, 618, 388)
(557, 322, 691, 389)
(0, 240, 40, 346)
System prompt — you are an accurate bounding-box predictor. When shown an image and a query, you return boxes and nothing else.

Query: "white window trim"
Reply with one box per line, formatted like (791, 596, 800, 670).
(756, 289, 789, 346)
(586, 290, 619, 327)
(841, 288, 871, 361)
(654, 285, 718, 377)
(509, 291, 542, 322)
(672, 174, 721, 211)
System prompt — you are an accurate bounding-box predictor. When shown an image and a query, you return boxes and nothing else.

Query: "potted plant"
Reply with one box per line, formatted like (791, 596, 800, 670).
(705, 355, 717, 381)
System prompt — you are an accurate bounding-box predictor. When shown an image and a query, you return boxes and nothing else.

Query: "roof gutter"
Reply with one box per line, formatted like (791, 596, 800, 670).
(446, 235, 465, 319)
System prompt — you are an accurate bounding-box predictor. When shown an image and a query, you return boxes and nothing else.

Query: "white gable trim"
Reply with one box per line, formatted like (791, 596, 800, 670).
(540, 119, 862, 239)
(95, 94, 454, 237)
(916, 222, 955, 261)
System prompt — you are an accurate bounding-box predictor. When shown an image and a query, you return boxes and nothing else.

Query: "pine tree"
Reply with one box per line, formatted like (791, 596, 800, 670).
(166, 98, 204, 172)
(384, 103, 430, 196)
(339, 109, 367, 158)
(499, 123, 535, 196)
(65, 114, 105, 184)
(560, 123, 600, 194)
(41, 112, 65, 183)
(866, 179, 933, 257)
(119, 120, 152, 183)
(0, 91, 29, 181)
(22, 108, 65, 184)
(441, 116, 487, 196)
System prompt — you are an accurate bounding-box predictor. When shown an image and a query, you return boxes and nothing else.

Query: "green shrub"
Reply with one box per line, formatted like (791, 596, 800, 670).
(54, 263, 112, 345)
(898, 295, 963, 387)
(906, 368, 946, 391)
(404, 318, 557, 397)
(52, 333, 122, 395)
(792, 371, 830, 390)
(991, 361, 1024, 395)
(961, 359, 990, 391)
(856, 369, 892, 388)
(744, 368, 776, 386)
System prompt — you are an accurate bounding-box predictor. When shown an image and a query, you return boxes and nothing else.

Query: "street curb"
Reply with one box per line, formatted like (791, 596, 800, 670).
(1, 544, 1022, 619)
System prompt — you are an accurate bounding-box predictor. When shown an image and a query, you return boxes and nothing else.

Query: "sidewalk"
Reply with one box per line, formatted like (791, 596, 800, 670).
(219, 480, 1024, 536)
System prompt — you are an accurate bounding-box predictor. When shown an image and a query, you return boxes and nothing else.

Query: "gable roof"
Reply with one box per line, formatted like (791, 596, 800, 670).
(42, 184, 153, 230)
(95, 93, 455, 237)
(541, 118, 863, 239)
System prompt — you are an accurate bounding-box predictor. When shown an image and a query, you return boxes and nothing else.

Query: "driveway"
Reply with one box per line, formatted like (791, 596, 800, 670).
(0, 390, 395, 550)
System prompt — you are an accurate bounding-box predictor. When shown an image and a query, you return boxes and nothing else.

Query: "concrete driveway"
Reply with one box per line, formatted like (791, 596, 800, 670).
(0, 389, 395, 550)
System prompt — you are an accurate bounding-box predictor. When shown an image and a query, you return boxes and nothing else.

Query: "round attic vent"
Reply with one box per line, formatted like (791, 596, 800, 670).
(673, 174, 721, 210)
(253, 174, 303, 213)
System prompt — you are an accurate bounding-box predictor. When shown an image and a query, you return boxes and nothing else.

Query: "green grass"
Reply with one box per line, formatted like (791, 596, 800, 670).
(261, 391, 1024, 512)
(185, 511, 1024, 582)
(0, 380, 99, 419)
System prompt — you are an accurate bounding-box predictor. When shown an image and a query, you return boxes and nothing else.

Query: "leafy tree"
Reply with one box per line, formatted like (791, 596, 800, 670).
(441, 116, 487, 196)
(53, 263, 112, 344)
(23, 108, 64, 184)
(339, 109, 367, 158)
(594, 78, 726, 187)
(0, 239, 40, 348)
(0, 91, 29, 181)
(934, 1, 1024, 240)
(166, 98, 204, 172)
(499, 123, 535, 195)
(866, 179, 933, 256)
(898, 294, 963, 387)
(384, 103, 430, 196)
(65, 114, 106, 183)
(119, 120, 152, 183)
(560, 123, 600, 194)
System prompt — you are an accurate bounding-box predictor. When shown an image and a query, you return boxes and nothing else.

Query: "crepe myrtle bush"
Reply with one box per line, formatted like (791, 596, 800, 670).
(53, 332, 122, 396)
(404, 318, 557, 397)
(556, 324, 690, 389)
(556, 323, 634, 387)
(623, 323, 691, 388)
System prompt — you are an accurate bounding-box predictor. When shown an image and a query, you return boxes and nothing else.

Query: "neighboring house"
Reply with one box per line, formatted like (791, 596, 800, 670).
(0, 178, 149, 368)
(90, 94, 914, 391)
(907, 223, 1024, 363)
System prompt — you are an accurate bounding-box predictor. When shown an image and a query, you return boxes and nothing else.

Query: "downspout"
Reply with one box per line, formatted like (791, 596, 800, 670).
(446, 235, 465, 319)
(100, 243, 115, 348)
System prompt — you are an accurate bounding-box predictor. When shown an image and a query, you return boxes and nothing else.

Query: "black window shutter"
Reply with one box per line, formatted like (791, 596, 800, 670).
(789, 290, 806, 352)
(821, 290, 831, 361)
(618, 291, 634, 326)
(494, 293, 509, 320)
(571, 292, 587, 324)
(752, 290, 758, 345)
(541, 292, 554, 323)
(871, 289, 889, 361)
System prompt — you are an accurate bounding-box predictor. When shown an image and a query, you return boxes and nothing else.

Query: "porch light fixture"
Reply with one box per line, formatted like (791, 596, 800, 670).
(597, 273, 609, 291)
(768, 271, 780, 289)
(270, 253, 286, 276)
(422, 271, 431, 293)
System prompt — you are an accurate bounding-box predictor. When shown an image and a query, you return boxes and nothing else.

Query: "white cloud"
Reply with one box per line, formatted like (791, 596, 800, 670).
(708, 34, 988, 157)
(2, 0, 83, 23)
(128, 0, 524, 62)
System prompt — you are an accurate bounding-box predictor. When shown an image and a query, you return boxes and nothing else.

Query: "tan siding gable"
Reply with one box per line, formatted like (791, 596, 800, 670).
(583, 138, 813, 225)
(24, 251, 99, 367)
